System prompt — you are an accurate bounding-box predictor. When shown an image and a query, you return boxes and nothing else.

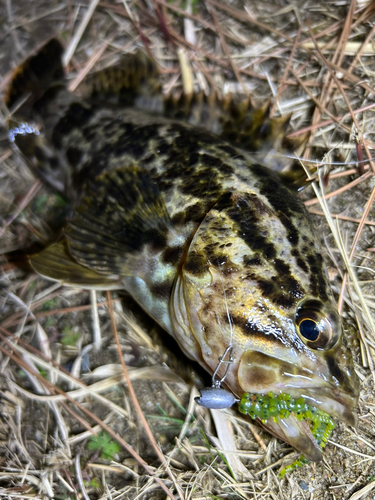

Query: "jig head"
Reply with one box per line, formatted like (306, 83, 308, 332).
(195, 346, 239, 409)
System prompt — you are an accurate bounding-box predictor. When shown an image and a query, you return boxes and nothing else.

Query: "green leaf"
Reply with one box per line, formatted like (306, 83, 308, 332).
(37, 366, 48, 378)
(42, 298, 57, 311)
(89, 478, 101, 488)
(61, 326, 80, 346)
(34, 194, 49, 214)
(45, 317, 56, 328)
(53, 194, 67, 207)
(87, 432, 120, 461)
(84, 478, 101, 489)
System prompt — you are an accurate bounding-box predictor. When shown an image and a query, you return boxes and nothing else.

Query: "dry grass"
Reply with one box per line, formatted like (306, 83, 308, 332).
(1, 0, 375, 499)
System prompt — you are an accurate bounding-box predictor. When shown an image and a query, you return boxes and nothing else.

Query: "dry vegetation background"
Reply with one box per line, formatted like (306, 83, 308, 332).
(1, 0, 375, 499)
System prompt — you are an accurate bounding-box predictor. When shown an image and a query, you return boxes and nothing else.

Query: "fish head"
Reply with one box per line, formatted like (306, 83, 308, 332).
(171, 189, 359, 461)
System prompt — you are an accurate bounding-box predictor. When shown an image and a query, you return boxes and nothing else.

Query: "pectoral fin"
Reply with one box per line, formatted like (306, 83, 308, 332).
(67, 165, 172, 276)
(31, 164, 176, 290)
(30, 240, 122, 289)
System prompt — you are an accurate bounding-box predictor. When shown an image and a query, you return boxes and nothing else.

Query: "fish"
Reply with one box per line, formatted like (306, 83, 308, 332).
(6, 39, 359, 474)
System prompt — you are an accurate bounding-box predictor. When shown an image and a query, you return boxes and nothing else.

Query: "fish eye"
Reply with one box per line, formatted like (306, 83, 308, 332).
(295, 300, 340, 350)
(299, 318, 320, 341)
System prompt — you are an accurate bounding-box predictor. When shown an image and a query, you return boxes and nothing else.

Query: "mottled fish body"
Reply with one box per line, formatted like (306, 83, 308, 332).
(6, 40, 359, 470)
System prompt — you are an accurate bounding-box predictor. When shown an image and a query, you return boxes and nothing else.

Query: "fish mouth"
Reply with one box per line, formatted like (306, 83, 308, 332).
(237, 350, 359, 460)
(298, 387, 358, 427)
(238, 388, 357, 462)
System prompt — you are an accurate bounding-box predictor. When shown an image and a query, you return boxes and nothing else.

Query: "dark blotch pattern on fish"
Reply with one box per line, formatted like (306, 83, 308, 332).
(53, 103, 93, 148)
(185, 203, 209, 223)
(243, 255, 263, 267)
(251, 164, 305, 246)
(171, 212, 185, 226)
(184, 251, 209, 275)
(225, 193, 277, 260)
(150, 280, 173, 299)
(230, 314, 285, 345)
(291, 248, 309, 273)
(245, 267, 304, 309)
(162, 245, 184, 266)
(307, 254, 329, 301)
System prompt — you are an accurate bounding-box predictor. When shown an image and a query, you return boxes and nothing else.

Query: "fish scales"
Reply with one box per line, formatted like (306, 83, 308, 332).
(6, 39, 359, 472)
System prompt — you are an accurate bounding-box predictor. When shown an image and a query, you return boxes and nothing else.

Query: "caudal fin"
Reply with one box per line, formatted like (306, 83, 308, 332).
(6, 39, 71, 194)
(6, 39, 64, 114)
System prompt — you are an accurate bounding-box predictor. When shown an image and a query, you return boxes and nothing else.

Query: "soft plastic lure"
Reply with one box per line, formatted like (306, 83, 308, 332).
(239, 392, 335, 476)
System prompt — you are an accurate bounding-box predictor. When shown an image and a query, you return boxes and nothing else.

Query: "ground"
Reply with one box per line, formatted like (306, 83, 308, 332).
(1, 0, 375, 499)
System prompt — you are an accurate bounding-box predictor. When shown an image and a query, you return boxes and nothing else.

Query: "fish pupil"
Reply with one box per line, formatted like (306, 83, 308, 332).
(299, 319, 319, 341)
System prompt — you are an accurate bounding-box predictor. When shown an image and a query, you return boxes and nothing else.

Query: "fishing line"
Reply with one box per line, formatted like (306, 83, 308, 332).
(194, 266, 239, 409)
(258, 151, 375, 166)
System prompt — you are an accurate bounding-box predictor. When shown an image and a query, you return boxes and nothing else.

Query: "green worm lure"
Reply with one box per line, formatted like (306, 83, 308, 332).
(238, 392, 335, 477)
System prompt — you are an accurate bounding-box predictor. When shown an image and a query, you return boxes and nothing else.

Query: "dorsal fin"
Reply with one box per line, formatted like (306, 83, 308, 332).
(80, 52, 305, 156)
(79, 51, 163, 111)
(79, 51, 306, 158)
(163, 91, 305, 155)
